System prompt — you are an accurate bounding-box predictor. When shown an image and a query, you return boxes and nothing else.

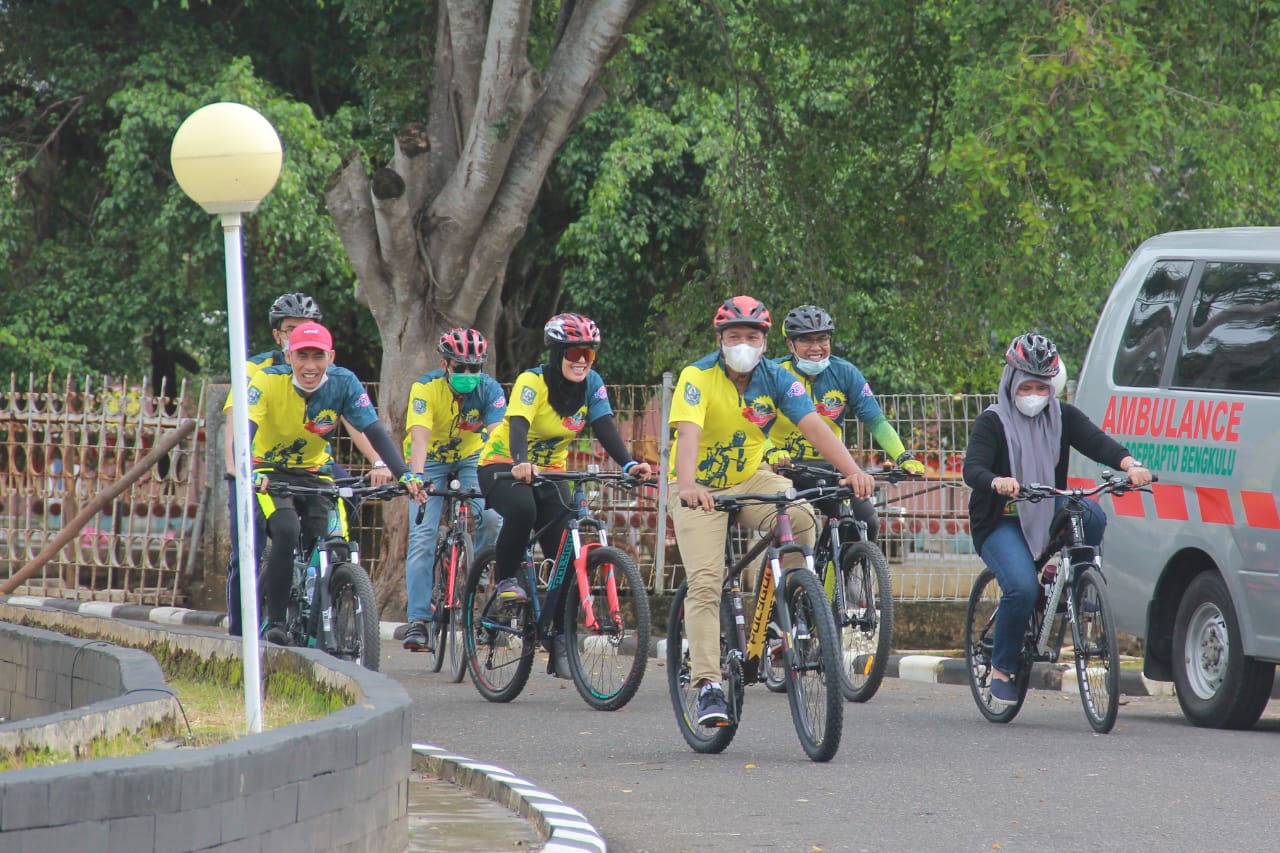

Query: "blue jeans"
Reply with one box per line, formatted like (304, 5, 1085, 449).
(405, 460, 501, 623)
(978, 497, 1108, 676)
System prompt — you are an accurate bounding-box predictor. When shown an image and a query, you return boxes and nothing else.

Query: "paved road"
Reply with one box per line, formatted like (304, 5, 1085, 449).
(384, 644, 1280, 853)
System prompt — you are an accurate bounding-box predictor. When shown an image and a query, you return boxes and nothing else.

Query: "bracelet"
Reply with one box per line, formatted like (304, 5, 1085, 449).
(372, 460, 388, 469)
(622, 460, 639, 473)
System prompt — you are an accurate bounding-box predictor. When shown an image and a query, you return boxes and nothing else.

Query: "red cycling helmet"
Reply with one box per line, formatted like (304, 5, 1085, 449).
(714, 295, 772, 331)
(544, 313, 601, 346)
(438, 328, 488, 364)
(1005, 332, 1060, 379)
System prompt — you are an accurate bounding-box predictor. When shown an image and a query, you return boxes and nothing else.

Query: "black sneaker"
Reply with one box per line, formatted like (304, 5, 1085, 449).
(262, 621, 289, 646)
(402, 620, 431, 652)
(696, 684, 729, 727)
(547, 633, 574, 679)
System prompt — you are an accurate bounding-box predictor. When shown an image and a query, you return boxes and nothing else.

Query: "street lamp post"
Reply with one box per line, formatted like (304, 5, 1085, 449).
(170, 102, 283, 734)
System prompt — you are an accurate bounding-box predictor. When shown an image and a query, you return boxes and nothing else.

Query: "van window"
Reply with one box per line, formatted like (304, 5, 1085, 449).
(1112, 260, 1191, 387)
(1172, 262, 1280, 394)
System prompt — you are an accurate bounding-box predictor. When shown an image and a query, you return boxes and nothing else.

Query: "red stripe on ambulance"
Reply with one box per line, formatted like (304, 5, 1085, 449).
(1241, 491, 1280, 530)
(1195, 487, 1234, 525)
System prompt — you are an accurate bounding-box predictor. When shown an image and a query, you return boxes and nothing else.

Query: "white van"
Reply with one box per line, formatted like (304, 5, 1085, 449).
(1072, 227, 1280, 729)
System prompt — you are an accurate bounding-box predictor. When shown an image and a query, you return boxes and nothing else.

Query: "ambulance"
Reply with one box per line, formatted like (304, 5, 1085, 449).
(1072, 227, 1280, 729)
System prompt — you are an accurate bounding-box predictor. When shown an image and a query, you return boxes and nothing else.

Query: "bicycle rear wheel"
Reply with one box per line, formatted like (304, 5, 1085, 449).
(835, 540, 893, 702)
(666, 581, 739, 754)
(445, 534, 473, 683)
(329, 562, 381, 671)
(426, 538, 453, 673)
(463, 546, 535, 702)
(1071, 566, 1120, 733)
(964, 568, 1031, 723)
(562, 546, 650, 711)
(781, 568, 843, 762)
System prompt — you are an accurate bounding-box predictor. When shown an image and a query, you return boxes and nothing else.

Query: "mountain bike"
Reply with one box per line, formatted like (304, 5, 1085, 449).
(256, 474, 412, 672)
(766, 463, 917, 701)
(423, 479, 482, 682)
(464, 470, 651, 711)
(667, 486, 844, 762)
(964, 472, 1154, 733)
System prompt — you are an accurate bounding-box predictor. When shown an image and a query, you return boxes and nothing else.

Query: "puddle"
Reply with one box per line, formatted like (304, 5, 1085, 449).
(407, 772, 542, 852)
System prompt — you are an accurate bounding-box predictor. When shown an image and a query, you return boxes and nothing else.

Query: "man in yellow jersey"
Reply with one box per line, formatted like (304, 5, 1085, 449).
(223, 293, 390, 636)
(400, 328, 506, 652)
(248, 322, 422, 644)
(668, 295, 874, 726)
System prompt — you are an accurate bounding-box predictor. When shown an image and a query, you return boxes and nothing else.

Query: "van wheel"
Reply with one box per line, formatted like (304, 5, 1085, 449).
(1171, 572, 1275, 729)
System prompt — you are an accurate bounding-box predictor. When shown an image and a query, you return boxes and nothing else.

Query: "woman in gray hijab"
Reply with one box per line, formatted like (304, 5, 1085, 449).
(962, 332, 1152, 708)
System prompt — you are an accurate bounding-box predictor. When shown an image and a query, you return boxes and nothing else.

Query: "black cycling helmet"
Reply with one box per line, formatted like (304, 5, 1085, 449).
(713, 295, 772, 331)
(783, 305, 835, 338)
(1005, 332, 1060, 378)
(268, 292, 322, 328)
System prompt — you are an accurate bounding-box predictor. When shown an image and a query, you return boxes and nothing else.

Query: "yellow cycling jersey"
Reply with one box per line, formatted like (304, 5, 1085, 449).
(403, 369, 507, 464)
(479, 366, 612, 470)
(668, 351, 815, 488)
(222, 349, 282, 412)
(247, 365, 378, 470)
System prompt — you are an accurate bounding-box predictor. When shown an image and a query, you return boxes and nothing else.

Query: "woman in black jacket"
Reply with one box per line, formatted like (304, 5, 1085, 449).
(962, 332, 1152, 708)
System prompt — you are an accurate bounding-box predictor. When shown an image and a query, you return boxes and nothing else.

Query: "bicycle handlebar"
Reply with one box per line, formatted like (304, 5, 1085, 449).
(1011, 470, 1159, 504)
(780, 461, 922, 485)
(493, 469, 654, 490)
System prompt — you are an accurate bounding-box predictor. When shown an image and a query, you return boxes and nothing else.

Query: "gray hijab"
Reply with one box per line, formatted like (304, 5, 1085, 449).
(986, 365, 1062, 557)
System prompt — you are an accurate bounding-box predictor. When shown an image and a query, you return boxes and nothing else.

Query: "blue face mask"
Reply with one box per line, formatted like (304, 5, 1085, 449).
(794, 356, 830, 376)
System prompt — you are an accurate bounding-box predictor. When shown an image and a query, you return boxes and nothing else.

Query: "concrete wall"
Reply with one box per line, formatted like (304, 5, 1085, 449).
(0, 608, 411, 853)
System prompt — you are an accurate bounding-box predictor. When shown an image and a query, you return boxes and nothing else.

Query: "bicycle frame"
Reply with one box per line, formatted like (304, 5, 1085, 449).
(434, 483, 475, 613)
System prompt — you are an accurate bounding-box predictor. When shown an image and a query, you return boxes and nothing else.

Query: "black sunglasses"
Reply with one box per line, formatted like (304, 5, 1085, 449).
(449, 362, 483, 374)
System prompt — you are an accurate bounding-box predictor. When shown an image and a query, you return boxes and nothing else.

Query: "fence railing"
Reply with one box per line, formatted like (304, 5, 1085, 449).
(3, 374, 994, 607)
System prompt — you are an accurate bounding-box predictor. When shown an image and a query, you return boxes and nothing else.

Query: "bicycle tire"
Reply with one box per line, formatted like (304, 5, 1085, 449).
(329, 562, 381, 671)
(761, 605, 787, 693)
(463, 545, 535, 702)
(666, 581, 738, 754)
(426, 539, 452, 673)
(781, 568, 843, 762)
(964, 568, 1031, 723)
(835, 541, 893, 702)
(1071, 565, 1120, 733)
(446, 533, 473, 683)
(562, 546, 650, 711)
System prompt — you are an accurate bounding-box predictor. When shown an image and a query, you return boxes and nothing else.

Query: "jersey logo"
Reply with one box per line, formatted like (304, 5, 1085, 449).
(306, 409, 339, 436)
(859, 382, 873, 398)
(594, 385, 609, 401)
(563, 410, 588, 433)
(683, 382, 701, 406)
(355, 392, 373, 408)
(247, 386, 261, 405)
(697, 430, 750, 488)
(493, 395, 507, 408)
(742, 397, 776, 428)
(459, 408, 483, 432)
(413, 398, 427, 415)
(816, 389, 847, 419)
(786, 381, 806, 398)
(520, 386, 537, 405)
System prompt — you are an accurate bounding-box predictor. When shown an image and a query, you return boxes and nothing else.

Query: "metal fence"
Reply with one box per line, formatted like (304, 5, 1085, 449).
(2, 373, 993, 606)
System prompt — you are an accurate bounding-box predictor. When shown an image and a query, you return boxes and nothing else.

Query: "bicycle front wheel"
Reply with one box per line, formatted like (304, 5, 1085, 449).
(445, 534, 473, 683)
(964, 569, 1031, 723)
(463, 546, 535, 702)
(835, 541, 893, 702)
(329, 562, 381, 671)
(666, 582, 738, 754)
(562, 546, 650, 711)
(1071, 565, 1120, 733)
(781, 569, 843, 762)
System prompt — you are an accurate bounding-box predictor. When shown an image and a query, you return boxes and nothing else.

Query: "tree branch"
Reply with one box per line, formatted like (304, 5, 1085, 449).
(324, 149, 390, 311)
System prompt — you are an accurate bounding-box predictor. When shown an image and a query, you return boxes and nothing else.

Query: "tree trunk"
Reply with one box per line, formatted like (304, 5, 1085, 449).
(325, 0, 654, 611)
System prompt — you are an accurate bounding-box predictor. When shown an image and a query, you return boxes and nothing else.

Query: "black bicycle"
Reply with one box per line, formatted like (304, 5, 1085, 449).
(464, 470, 651, 711)
(667, 487, 844, 762)
(765, 463, 916, 701)
(256, 475, 411, 672)
(964, 472, 1153, 733)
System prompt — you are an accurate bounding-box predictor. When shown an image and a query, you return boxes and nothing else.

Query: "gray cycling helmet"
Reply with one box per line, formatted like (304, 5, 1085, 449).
(268, 292, 323, 328)
(1005, 332, 1060, 378)
(783, 305, 835, 339)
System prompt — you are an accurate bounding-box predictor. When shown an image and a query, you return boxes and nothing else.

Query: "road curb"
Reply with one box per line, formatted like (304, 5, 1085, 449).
(890, 653, 1175, 697)
(413, 743, 607, 853)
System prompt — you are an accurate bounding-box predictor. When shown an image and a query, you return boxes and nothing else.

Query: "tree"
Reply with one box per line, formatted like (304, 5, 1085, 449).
(325, 1, 653, 610)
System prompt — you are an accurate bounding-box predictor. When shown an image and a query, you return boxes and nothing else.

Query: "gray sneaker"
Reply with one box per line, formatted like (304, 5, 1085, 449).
(696, 683, 729, 727)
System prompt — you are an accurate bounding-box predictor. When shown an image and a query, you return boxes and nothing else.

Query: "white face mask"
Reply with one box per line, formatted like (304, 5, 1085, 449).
(794, 356, 830, 377)
(1015, 392, 1051, 418)
(292, 372, 329, 394)
(722, 342, 764, 373)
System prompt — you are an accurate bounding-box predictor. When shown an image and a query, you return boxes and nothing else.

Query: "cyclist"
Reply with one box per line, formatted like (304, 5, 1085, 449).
(247, 321, 424, 645)
(962, 332, 1151, 707)
(669, 295, 875, 726)
(770, 303, 925, 553)
(224, 293, 393, 636)
(401, 328, 507, 652)
(477, 312, 652, 677)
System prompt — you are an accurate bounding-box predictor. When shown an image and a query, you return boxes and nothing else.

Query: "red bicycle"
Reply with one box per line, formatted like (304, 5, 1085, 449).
(425, 479, 482, 682)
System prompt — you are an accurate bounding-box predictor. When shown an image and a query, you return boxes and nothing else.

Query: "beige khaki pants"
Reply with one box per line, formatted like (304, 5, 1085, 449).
(667, 468, 817, 685)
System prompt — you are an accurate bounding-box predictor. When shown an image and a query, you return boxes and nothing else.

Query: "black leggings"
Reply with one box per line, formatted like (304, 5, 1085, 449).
(258, 473, 333, 623)
(478, 463, 573, 581)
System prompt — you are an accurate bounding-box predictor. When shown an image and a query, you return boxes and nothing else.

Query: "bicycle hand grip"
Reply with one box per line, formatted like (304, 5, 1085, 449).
(415, 501, 427, 525)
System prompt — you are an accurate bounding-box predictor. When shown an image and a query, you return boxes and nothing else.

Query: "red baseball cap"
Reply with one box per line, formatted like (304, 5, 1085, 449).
(287, 321, 333, 353)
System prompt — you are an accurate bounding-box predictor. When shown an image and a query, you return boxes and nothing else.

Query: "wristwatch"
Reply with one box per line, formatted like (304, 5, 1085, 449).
(371, 460, 388, 469)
